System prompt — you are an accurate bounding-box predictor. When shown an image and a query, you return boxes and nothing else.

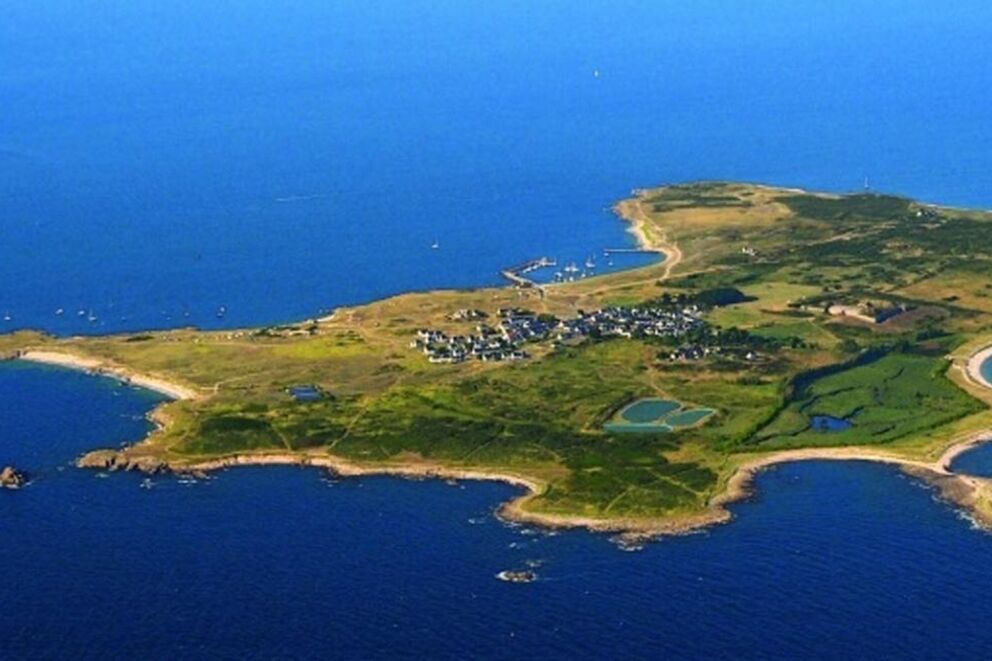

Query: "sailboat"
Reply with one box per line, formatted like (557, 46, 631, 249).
(431, 239, 440, 250)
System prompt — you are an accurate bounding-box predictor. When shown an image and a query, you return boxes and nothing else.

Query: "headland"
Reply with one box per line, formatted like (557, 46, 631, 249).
(4, 181, 992, 538)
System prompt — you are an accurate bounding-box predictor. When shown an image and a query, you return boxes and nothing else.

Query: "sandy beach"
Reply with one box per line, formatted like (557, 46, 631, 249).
(966, 345, 992, 390)
(17, 350, 199, 401)
(614, 195, 683, 279)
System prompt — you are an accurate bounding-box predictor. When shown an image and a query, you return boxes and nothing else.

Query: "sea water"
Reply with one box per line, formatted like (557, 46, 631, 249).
(3, 363, 992, 658)
(4, 1, 992, 657)
(2, 1, 992, 335)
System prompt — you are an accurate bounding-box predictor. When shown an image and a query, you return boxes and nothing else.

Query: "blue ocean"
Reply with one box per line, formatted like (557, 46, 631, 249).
(3, 1, 992, 657)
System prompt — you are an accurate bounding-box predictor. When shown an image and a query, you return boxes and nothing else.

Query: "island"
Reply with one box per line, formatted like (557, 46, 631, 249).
(3, 182, 992, 539)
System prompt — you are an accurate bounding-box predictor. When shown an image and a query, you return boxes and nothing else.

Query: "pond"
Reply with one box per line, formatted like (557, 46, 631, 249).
(666, 409, 716, 428)
(604, 398, 715, 433)
(289, 385, 323, 402)
(810, 415, 853, 432)
(620, 398, 681, 423)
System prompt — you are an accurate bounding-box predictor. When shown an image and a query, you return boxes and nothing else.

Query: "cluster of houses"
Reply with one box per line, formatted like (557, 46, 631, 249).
(411, 304, 706, 364)
(665, 344, 760, 362)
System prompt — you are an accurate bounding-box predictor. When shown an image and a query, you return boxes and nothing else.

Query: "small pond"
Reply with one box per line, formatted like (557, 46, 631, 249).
(620, 398, 681, 423)
(605, 398, 715, 433)
(666, 409, 716, 427)
(810, 415, 853, 432)
(289, 385, 323, 402)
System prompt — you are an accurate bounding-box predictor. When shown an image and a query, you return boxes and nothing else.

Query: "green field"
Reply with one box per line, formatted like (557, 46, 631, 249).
(753, 352, 984, 449)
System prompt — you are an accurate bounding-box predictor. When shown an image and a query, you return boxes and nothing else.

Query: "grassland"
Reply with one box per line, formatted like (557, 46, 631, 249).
(5, 181, 992, 535)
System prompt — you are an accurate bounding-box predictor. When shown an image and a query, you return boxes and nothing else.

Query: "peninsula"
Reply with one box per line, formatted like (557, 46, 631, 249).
(4, 182, 992, 537)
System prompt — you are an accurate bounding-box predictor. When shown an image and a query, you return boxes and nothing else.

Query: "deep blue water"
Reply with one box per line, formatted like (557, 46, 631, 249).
(2, 1, 992, 334)
(4, 1, 992, 657)
(4, 363, 992, 658)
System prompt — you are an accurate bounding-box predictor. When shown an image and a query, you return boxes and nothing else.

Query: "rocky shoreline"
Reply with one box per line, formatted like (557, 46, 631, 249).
(72, 430, 992, 540)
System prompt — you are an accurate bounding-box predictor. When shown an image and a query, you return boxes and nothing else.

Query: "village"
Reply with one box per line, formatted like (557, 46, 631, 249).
(411, 303, 707, 364)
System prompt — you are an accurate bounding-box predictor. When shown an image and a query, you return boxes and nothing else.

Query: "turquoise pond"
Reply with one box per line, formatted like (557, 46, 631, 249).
(604, 398, 715, 433)
(620, 398, 680, 423)
(665, 409, 716, 427)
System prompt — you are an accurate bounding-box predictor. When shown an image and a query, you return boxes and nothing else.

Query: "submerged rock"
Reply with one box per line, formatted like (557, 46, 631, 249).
(0, 466, 28, 489)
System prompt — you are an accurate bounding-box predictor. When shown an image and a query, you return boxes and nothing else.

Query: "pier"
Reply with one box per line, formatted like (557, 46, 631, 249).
(500, 257, 555, 289)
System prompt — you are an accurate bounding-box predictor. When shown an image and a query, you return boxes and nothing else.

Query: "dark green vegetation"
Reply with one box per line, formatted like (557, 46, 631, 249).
(776, 193, 912, 221)
(166, 340, 758, 517)
(753, 351, 984, 449)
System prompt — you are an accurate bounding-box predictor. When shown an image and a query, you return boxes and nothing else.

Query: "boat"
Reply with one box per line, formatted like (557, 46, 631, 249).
(77, 309, 86, 317)
(55, 308, 64, 316)
(2, 312, 10, 322)
(217, 305, 227, 318)
(87, 312, 98, 322)
(431, 239, 440, 249)
(563, 262, 580, 273)
(585, 256, 596, 269)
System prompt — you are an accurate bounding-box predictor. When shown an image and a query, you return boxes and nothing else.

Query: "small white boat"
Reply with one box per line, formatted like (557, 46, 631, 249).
(2, 312, 11, 322)
(431, 239, 440, 250)
(55, 308, 64, 316)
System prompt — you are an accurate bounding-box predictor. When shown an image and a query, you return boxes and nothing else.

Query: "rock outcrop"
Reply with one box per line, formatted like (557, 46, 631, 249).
(496, 570, 537, 583)
(76, 450, 167, 475)
(0, 466, 28, 489)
